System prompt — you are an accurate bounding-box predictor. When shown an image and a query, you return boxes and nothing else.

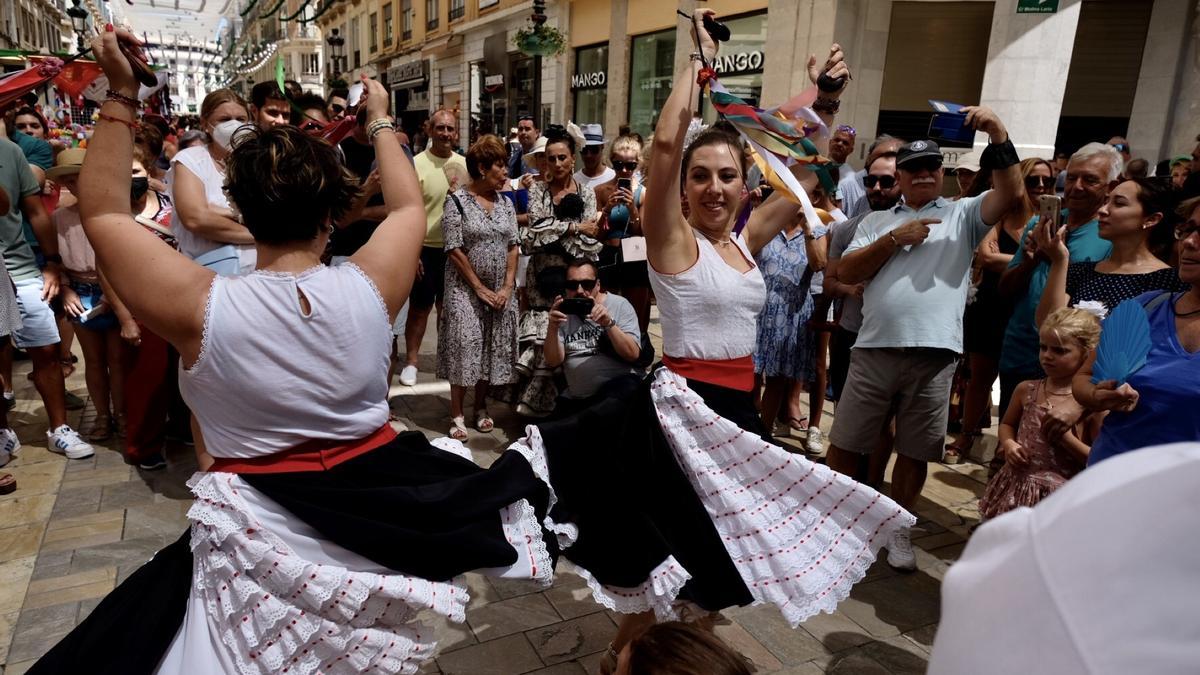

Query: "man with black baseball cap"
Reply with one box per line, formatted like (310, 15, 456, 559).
(825, 106, 1023, 572)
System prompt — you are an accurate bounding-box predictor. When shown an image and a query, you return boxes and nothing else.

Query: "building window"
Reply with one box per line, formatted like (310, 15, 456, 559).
(401, 0, 413, 40)
(369, 12, 378, 53)
(449, 0, 464, 21)
(383, 3, 393, 47)
(426, 0, 439, 29)
(572, 43, 608, 127)
(628, 29, 676, 139)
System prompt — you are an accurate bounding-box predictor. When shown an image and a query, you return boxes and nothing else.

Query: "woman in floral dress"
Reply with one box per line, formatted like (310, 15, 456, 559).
(436, 136, 520, 439)
(754, 213, 828, 435)
(513, 126, 602, 417)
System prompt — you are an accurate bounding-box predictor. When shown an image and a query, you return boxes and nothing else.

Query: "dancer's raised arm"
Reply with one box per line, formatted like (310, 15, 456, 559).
(744, 44, 851, 253)
(78, 27, 212, 357)
(350, 77, 428, 318)
(641, 9, 719, 275)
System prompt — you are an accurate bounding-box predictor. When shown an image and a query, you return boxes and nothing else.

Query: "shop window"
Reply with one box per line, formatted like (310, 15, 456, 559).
(572, 43, 608, 127)
(628, 29, 675, 139)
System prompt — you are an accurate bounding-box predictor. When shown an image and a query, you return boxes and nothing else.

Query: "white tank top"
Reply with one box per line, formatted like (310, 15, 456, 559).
(649, 232, 766, 361)
(179, 264, 392, 458)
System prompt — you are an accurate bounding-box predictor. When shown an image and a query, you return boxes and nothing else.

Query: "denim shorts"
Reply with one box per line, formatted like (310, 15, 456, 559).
(69, 280, 118, 331)
(13, 276, 61, 348)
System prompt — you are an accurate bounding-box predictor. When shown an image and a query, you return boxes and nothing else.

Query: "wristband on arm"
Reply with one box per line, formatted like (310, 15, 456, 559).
(981, 138, 1019, 170)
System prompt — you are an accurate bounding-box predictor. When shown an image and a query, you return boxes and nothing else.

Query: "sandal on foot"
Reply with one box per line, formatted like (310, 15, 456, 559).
(448, 416, 468, 441)
(474, 410, 494, 433)
(599, 643, 619, 675)
(943, 432, 978, 465)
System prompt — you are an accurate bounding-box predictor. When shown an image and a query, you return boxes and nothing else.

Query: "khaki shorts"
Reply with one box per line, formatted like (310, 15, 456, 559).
(829, 347, 958, 462)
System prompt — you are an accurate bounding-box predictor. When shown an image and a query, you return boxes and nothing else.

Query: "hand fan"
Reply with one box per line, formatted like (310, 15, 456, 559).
(1090, 299, 1152, 385)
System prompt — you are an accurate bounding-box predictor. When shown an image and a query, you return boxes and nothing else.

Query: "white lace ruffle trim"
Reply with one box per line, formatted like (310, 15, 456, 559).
(186, 461, 555, 675)
(648, 367, 917, 627)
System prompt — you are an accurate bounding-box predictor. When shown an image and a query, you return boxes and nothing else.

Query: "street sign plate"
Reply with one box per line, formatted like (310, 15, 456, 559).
(1017, 0, 1058, 14)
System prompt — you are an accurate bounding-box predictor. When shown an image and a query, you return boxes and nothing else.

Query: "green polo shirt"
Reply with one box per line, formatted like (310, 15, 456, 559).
(0, 136, 44, 281)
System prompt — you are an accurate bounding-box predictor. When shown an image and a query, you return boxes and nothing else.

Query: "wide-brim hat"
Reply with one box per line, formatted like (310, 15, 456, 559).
(523, 136, 548, 164)
(46, 147, 86, 180)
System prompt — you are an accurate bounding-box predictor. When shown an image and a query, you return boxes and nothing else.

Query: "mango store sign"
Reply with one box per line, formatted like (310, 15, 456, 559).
(712, 50, 764, 76)
(571, 70, 606, 90)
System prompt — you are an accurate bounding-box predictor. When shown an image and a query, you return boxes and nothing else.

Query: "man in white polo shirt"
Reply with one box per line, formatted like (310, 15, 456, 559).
(827, 106, 1022, 571)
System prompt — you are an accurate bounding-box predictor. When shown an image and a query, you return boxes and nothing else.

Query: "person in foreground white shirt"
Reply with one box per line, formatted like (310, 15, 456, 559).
(928, 442, 1200, 674)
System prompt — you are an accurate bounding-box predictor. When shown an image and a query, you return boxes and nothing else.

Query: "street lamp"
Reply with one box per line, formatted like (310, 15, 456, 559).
(326, 28, 345, 78)
(66, 0, 89, 52)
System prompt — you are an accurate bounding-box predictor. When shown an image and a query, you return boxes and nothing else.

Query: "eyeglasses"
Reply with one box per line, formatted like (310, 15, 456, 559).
(1024, 176, 1056, 189)
(612, 160, 638, 172)
(836, 124, 856, 136)
(564, 279, 597, 291)
(863, 175, 896, 189)
(1175, 222, 1200, 241)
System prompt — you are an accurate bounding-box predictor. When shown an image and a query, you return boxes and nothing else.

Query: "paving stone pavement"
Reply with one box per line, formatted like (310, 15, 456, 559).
(0, 318, 997, 674)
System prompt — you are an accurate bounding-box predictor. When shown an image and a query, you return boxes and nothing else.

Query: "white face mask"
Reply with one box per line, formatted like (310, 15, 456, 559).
(211, 120, 251, 151)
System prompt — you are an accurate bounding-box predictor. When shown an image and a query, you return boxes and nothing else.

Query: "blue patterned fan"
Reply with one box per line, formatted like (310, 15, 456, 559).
(1091, 299, 1153, 385)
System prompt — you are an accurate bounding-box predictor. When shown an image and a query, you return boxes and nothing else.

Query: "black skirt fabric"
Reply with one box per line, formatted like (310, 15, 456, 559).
(537, 367, 765, 611)
(29, 531, 193, 675)
(30, 431, 555, 675)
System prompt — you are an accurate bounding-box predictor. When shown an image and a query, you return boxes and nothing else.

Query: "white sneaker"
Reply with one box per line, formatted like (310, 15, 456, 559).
(399, 365, 418, 386)
(0, 427, 18, 467)
(886, 528, 917, 572)
(806, 427, 825, 455)
(46, 425, 95, 460)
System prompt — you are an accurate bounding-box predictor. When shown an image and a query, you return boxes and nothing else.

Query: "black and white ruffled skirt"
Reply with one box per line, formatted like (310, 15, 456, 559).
(31, 368, 912, 675)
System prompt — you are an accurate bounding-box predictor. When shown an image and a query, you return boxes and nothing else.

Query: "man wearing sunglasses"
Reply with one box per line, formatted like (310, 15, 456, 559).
(326, 90, 348, 121)
(826, 106, 1023, 572)
(573, 123, 614, 189)
(1106, 136, 1132, 165)
(543, 259, 642, 418)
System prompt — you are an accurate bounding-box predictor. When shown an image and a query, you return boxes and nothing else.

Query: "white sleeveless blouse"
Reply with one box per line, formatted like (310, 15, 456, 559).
(179, 264, 392, 458)
(648, 232, 766, 361)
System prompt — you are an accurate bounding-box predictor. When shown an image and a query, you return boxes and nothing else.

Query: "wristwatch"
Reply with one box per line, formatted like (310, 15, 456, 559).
(43, 253, 63, 264)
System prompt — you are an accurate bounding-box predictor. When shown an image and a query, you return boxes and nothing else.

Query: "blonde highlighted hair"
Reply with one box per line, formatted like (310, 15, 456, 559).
(1043, 307, 1102, 351)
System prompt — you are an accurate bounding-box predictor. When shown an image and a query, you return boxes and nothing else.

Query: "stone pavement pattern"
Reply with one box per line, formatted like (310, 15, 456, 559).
(0, 318, 995, 674)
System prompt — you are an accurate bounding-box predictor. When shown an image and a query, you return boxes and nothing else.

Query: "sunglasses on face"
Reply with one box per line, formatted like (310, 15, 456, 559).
(1111, 143, 1129, 153)
(1025, 176, 1055, 189)
(863, 175, 896, 189)
(301, 121, 323, 131)
(612, 160, 638, 172)
(564, 279, 597, 291)
(1175, 222, 1200, 241)
(581, 145, 602, 155)
(330, 104, 345, 114)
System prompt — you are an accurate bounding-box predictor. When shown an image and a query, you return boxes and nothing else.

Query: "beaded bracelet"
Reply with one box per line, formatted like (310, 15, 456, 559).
(105, 89, 139, 109)
(97, 112, 139, 132)
(368, 121, 395, 141)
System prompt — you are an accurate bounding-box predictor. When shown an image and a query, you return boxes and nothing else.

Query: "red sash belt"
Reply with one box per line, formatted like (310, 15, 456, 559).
(207, 424, 398, 474)
(662, 354, 755, 392)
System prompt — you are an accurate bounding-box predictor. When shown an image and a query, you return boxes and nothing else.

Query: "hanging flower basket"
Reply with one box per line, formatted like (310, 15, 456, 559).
(513, 24, 566, 57)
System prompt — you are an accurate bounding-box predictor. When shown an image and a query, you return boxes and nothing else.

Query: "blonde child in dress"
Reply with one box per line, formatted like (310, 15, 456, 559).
(979, 307, 1103, 519)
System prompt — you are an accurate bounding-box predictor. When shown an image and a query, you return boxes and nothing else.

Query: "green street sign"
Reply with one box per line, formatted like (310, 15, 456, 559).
(1017, 0, 1059, 13)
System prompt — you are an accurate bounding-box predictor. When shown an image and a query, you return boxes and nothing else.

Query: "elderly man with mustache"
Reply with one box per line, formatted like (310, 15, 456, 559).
(824, 108, 1024, 572)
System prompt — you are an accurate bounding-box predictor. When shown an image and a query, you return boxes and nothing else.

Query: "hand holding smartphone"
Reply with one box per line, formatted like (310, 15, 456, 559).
(1038, 195, 1063, 236)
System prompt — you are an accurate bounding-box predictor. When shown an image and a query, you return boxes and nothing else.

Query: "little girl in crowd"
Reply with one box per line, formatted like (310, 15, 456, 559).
(979, 307, 1102, 520)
